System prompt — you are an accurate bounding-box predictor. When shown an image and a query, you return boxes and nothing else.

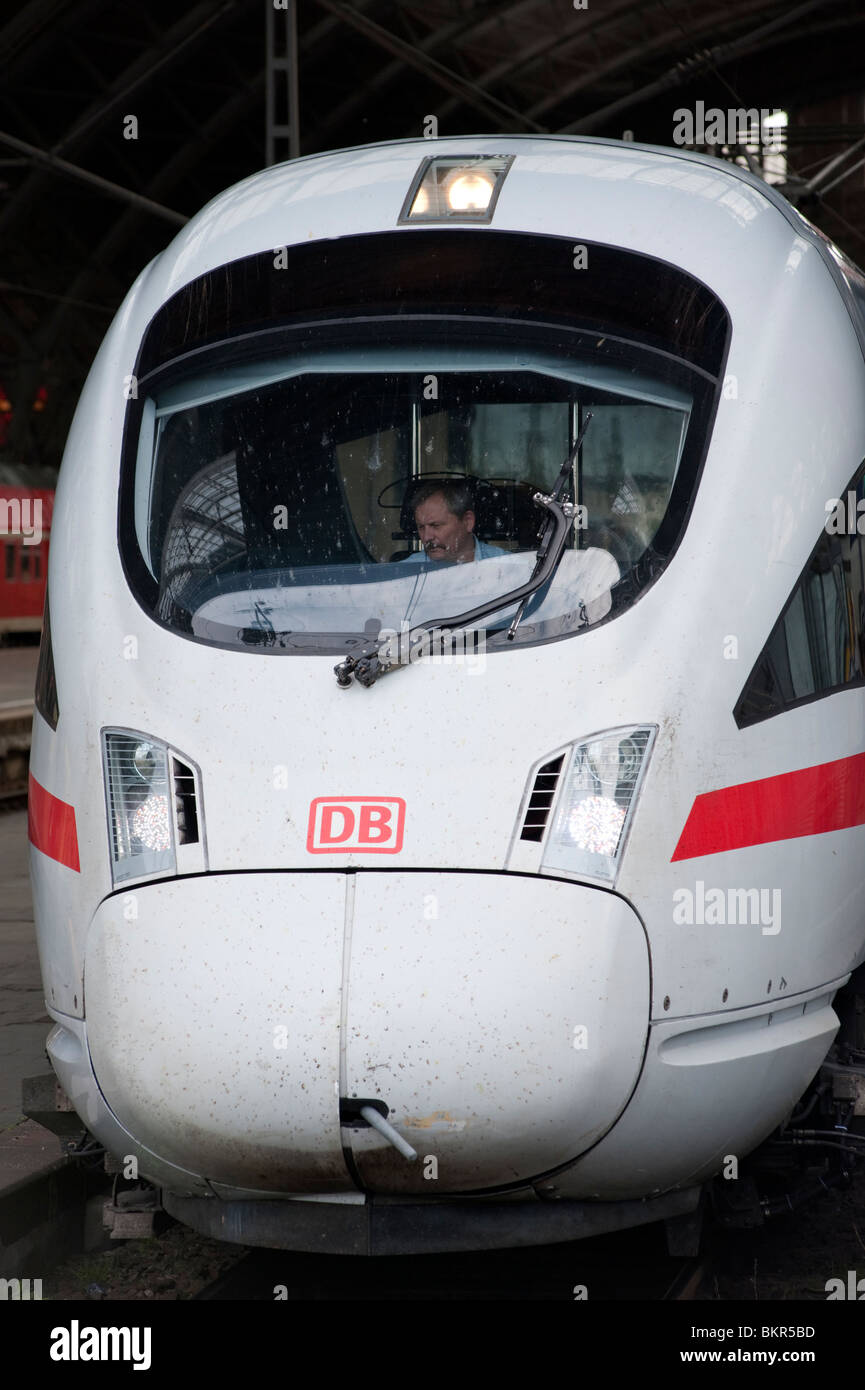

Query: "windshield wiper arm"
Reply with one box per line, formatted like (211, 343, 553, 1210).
(334, 414, 592, 690)
(506, 410, 592, 640)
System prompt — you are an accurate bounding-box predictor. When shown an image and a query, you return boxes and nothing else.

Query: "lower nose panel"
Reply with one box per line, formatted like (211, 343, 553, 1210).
(85, 875, 349, 1191)
(345, 873, 650, 1192)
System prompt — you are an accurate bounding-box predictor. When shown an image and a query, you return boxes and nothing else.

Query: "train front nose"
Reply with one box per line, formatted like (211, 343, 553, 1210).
(84, 873, 649, 1193)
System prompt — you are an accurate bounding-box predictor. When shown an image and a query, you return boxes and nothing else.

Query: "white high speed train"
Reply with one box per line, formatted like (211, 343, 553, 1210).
(28, 135, 865, 1255)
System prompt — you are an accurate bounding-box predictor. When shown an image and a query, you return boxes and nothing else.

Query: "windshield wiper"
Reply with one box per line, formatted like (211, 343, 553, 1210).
(506, 410, 592, 641)
(334, 413, 592, 689)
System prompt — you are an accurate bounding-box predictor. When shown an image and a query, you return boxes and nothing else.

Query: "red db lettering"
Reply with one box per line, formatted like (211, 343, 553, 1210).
(359, 805, 391, 842)
(307, 798, 406, 853)
(319, 806, 354, 844)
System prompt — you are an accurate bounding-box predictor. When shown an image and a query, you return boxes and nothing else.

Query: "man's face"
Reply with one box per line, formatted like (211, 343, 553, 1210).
(414, 493, 477, 563)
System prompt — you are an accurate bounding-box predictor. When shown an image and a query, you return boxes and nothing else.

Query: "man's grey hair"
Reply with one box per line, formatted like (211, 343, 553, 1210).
(410, 478, 474, 520)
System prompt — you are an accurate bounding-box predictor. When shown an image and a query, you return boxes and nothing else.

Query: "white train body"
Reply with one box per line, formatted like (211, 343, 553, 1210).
(28, 135, 865, 1253)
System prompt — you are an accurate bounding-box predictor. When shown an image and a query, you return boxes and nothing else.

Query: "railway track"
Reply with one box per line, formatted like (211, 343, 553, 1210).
(192, 1230, 709, 1301)
(0, 700, 32, 802)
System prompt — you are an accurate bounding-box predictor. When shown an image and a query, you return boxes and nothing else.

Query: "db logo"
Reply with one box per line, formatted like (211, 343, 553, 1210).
(307, 798, 406, 853)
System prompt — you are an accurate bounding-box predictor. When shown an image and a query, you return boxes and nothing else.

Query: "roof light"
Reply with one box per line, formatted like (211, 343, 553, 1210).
(410, 184, 430, 216)
(446, 170, 495, 212)
(399, 155, 513, 225)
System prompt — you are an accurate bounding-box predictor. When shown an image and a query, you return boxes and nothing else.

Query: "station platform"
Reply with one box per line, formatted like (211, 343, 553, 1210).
(0, 807, 105, 1277)
(0, 646, 38, 709)
(0, 808, 61, 1199)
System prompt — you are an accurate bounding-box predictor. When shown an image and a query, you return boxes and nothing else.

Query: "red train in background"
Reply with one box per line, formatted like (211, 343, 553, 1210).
(0, 484, 53, 640)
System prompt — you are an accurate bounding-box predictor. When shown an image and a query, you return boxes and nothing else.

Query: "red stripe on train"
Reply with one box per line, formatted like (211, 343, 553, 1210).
(671, 752, 865, 862)
(28, 773, 80, 872)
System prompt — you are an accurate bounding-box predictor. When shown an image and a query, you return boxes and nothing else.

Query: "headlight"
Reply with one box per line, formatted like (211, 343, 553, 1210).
(541, 726, 656, 883)
(399, 155, 514, 224)
(103, 731, 175, 883)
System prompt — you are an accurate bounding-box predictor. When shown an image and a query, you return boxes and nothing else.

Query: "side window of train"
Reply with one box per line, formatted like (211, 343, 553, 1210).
(4, 543, 13, 580)
(735, 460, 865, 726)
(35, 592, 59, 731)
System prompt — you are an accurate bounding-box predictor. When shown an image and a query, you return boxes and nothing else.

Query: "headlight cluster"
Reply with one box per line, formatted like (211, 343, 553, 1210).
(541, 726, 656, 883)
(102, 731, 175, 883)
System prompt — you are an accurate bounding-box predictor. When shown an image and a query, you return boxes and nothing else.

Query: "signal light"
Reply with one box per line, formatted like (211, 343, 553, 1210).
(103, 731, 175, 884)
(541, 726, 656, 884)
(399, 155, 514, 224)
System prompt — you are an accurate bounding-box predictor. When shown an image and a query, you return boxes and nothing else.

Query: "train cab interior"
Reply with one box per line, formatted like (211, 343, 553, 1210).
(145, 361, 686, 638)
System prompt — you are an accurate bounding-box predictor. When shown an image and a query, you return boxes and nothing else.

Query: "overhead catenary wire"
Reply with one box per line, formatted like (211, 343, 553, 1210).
(0, 129, 188, 226)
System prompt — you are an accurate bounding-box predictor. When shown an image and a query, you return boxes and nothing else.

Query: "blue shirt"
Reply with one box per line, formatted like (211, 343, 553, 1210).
(401, 537, 504, 565)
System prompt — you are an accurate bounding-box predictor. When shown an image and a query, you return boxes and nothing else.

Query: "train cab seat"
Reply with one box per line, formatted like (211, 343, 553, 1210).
(472, 478, 543, 550)
(580, 474, 671, 569)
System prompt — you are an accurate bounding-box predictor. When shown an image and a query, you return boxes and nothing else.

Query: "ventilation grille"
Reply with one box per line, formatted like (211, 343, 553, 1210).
(173, 757, 199, 845)
(520, 754, 565, 842)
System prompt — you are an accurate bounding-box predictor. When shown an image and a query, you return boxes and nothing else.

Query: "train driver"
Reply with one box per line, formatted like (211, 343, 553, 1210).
(402, 480, 503, 565)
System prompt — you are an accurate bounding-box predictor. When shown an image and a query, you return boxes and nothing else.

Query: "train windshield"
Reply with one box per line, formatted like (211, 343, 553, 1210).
(130, 347, 700, 653)
(121, 232, 727, 655)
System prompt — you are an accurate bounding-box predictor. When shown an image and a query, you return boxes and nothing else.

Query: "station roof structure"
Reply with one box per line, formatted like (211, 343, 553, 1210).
(1, 0, 864, 471)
